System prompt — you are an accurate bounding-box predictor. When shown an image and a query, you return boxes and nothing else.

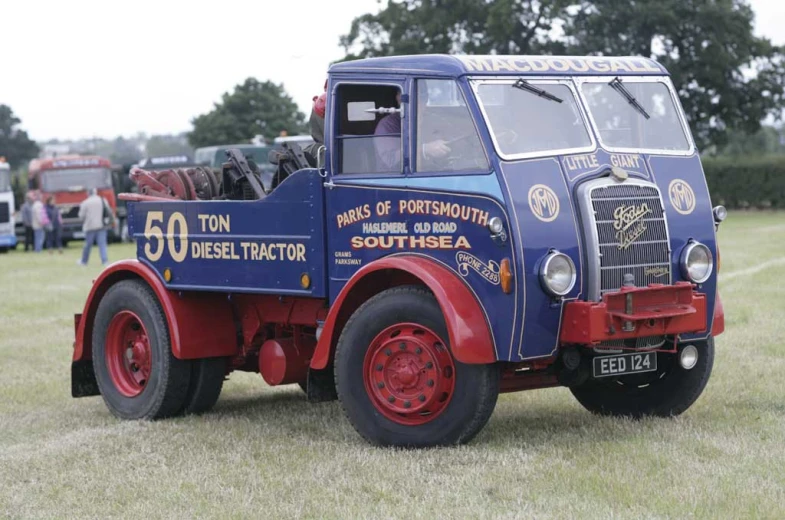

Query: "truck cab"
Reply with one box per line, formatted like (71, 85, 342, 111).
(72, 55, 725, 447)
(28, 155, 118, 243)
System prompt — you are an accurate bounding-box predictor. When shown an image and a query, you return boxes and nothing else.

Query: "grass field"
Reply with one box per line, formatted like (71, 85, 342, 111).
(1, 211, 784, 519)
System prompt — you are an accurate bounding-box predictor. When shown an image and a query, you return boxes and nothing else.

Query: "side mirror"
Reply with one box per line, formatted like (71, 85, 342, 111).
(347, 102, 377, 122)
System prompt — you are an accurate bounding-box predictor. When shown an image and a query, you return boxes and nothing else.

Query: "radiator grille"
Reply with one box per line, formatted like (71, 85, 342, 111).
(0, 202, 9, 224)
(60, 205, 80, 221)
(579, 179, 672, 352)
(589, 183, 671, 297)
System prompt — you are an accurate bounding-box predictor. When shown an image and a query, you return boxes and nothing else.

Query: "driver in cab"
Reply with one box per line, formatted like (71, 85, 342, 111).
(374, 91, 451, 171)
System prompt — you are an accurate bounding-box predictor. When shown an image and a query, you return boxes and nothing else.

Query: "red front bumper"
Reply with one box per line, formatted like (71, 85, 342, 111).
(560, 282, 707, 345)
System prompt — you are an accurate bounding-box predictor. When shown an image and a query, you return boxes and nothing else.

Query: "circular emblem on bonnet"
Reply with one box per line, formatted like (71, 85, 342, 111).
(668, 179, 696, 215)
(528, 184, 559, 222)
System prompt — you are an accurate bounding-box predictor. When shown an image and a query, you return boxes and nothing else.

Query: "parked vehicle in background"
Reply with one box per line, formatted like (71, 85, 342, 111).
(27, 155, 118, 244)
(194, 144, 274, 172)
(273, 134, 315, 148)
(0, 159, 16, 252)
(195, 144, 277, 191)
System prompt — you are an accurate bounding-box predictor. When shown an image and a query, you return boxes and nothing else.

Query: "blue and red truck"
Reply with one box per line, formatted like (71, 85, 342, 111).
(72, 55, 725, 447)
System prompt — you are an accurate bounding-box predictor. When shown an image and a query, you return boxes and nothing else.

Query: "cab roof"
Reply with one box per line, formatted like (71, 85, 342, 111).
(329, 54, 668, 77)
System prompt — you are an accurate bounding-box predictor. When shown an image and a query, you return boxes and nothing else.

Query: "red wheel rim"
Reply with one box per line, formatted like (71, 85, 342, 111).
(363, 323, 455, 426)
(105, 311, 152, 397)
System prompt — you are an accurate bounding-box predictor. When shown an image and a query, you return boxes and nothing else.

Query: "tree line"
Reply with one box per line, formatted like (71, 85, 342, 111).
(2, 0, 783, 168)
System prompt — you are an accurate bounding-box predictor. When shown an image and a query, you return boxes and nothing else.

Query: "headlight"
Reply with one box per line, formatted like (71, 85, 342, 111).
(712, 205, 727, 223)
(680, 241, 713, 283)
(488, 217, 504, 235)
(539, 251, 576, 297)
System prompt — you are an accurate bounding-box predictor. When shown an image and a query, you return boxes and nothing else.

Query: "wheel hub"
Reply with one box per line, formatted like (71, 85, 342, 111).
(363, 323, 455, 425)
(105, 311, 152, 397)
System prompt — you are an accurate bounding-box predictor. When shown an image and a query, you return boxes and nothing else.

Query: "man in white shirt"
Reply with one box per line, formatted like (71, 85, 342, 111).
(77, 188, 110, 265)
(31, 193, 46, 252)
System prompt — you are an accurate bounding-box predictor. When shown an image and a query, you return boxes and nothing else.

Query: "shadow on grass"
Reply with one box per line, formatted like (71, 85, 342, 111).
(196, 386, 662, 449)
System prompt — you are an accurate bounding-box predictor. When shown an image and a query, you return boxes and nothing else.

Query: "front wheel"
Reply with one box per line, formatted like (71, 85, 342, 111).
(335, 286, 499, 447)
(570, 339, 715, 418)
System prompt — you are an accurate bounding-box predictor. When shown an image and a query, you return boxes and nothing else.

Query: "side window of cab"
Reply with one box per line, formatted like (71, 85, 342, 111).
(334, 84, 403, 175)
(415, 79, 489, 173)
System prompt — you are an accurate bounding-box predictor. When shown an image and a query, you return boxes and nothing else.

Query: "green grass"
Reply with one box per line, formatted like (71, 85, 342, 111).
(1, 211, 784, 519)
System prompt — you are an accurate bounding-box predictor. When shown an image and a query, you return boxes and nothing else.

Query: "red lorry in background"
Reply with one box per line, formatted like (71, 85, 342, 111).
(28, 155, 119, 243)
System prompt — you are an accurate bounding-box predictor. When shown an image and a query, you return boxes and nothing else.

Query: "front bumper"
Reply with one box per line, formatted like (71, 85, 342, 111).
(560, 282, 707, 345)
(0, 234, 17, 247)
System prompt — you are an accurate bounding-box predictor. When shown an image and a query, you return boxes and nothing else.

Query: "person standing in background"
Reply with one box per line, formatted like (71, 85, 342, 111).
(20, 192, 34, 252)
(31, 193, 46, 252)
(45, 196, 63, 254)
(77, 188, 110, 266)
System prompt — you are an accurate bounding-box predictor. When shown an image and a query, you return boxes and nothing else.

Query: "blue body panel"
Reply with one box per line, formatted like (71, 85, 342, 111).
(127, 55, 718, 363)
(128, 169, 327, 297)
(326, 181, 515, 359)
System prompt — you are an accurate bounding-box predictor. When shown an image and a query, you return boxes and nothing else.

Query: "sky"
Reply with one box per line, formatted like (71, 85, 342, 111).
(1, 0, 783, 142)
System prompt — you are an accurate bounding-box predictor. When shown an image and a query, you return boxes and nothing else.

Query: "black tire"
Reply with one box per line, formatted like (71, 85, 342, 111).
(92, 279, 191, 420)
(182, 357, 226, 415)
(570, 339, 715, 418)
(335, 285, 500, 448)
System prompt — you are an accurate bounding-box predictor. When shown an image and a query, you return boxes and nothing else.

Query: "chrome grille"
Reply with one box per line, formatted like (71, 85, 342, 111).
(579, 178, 671, 300)
(577, 177, 672, 352)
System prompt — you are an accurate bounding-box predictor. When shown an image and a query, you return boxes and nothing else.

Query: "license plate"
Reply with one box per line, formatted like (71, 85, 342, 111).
(74, 231, 85, 239)
(592, 352, 657, 378)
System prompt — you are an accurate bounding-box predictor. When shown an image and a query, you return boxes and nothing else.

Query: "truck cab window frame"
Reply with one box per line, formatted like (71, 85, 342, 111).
(413, 79, 490, 174)
(471, 77, 596, 161)
(576, 76, 695, 156)
(332, 83, 405, 176)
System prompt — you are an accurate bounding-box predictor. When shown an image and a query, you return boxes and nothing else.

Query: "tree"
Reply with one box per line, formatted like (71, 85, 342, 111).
(145, 134, 194, 158)
(562, 0, 785, 149)
(340, 0, 569, 60)
(188, 79, 306, 148)
(0, 105, 39, 169)
(341, 0, 785, 150)
(717, 126, 784, 156)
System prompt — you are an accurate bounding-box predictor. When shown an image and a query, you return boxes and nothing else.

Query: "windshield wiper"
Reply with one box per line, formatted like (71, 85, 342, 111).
(609, 77, 650, 120)
(512, 79, 563, 103)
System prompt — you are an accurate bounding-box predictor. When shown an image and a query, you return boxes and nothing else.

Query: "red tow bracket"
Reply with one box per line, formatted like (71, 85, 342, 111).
(560, 282, 707, 345)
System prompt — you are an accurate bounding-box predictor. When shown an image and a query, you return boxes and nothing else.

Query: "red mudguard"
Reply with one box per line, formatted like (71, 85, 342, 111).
(73, 260, 237, 363)
(560, 282, 708, 345)
(310, 255, 497, 369)
(712, 292, 725, 336)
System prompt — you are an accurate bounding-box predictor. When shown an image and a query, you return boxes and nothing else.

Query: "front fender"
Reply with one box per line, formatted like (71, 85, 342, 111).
(311, 255, 497, 369)
(73, 260, 237, 363)
(712, 292, 724, 337)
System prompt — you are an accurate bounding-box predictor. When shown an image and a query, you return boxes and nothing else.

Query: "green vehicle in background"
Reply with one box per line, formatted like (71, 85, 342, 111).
(194, 144, 275, 171)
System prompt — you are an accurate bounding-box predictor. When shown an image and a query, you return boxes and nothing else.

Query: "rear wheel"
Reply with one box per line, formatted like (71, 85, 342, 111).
(570, 339, 714, 418)
(92, 279, 191, 419)
(182, 357, 226, 415)
(335, 286, 499, 447)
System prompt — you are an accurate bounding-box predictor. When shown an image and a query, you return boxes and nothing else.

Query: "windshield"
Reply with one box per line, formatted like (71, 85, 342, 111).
(40, 167, 112, 192)
(0, 169, 10, 193)
(581, 80, 690, 152)
(474, 80, 593, 157)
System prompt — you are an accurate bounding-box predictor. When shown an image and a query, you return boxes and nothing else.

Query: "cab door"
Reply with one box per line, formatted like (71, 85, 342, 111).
(323, 78, 408, 302)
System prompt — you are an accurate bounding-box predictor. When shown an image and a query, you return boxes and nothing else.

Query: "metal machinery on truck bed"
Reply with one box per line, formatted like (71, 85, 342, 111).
(72, 55, 725, 447)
